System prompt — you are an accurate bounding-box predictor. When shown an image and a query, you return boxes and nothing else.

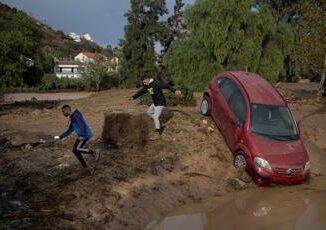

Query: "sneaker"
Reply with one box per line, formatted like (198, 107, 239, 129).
(159, 126, 165, 135)
(149, 132, 161, 141)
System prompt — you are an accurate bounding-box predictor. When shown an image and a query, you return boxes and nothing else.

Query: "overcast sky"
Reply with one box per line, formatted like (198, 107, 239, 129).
(1, 0, 195, 47)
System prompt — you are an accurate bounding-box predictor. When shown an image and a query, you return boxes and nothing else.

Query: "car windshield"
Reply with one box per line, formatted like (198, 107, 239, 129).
(250, 104, 298, 141)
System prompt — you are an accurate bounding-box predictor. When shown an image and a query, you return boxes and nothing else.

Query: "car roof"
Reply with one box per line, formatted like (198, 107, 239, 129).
(224, 71, 286, 106)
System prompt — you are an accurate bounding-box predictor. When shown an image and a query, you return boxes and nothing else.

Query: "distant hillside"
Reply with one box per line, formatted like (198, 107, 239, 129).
(0, 2, 113, 88)
(0, 3, 109, 58)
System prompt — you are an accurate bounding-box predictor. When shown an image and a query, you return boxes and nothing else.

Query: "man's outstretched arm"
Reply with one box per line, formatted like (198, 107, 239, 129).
(160, 83, 182, 96)
(132, 87, 147, 99)
(59, 122, 74, 139)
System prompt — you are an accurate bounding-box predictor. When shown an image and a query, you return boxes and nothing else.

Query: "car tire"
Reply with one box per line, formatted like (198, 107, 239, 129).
(234, 151, 247, 172)
(200, 95, 210, 116)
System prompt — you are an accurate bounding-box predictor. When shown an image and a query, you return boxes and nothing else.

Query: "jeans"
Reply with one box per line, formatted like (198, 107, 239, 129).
(147, 104, 164, 130)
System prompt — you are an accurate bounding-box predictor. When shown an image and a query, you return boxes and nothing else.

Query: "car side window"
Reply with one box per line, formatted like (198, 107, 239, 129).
(229, 90, 246, 125)
(218, 78, 238, 103)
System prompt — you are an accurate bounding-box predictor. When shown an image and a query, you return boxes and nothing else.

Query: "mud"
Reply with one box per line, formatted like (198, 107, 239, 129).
(102, 113, 151, 149)
(0, 87, 325, 229)
(102, 110, 174, 149)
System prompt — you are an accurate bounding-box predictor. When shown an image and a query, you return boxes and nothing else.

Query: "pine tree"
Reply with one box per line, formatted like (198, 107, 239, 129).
(162, 0, 187, 53)
(119, 0, 168, 86)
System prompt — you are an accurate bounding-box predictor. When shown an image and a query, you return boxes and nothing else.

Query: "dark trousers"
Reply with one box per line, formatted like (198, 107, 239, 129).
(72, 137, 92, 167)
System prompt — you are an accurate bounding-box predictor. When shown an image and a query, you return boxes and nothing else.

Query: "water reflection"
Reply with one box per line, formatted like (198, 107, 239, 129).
(147, 187, 326, 230)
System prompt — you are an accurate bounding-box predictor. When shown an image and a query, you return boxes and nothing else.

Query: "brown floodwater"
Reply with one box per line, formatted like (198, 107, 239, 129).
(147, 178, 326, 230)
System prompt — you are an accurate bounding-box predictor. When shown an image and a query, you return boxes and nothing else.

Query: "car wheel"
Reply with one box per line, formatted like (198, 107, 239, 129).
(234, 151, 247, 172)
(200, 96, 210, 116)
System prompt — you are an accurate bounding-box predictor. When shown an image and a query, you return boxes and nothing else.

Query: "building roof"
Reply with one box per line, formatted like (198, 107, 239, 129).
(81, 52, 96, 58)
(55, 60, 80, 66)
(228, 71, 286, 106)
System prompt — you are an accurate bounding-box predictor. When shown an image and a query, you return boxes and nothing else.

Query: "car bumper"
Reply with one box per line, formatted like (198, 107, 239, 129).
(250, 166, 310, 185)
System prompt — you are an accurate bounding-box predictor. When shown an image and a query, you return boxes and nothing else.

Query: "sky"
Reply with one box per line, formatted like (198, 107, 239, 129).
(1, 0, 196, 47)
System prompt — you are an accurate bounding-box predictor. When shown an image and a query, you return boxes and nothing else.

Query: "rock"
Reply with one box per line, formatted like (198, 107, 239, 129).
(31, 109, 41, 116)
(233, 178, 247, 190)
(31, 97, 38, 102)
(207, 127, 214, 133)
(202, 120, 208, 125)
(239, 171, 253, 183)
(24, 144, 32, 150)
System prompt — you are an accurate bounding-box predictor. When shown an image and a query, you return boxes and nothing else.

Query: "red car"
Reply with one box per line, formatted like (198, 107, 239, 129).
(201, 71, 310, 185)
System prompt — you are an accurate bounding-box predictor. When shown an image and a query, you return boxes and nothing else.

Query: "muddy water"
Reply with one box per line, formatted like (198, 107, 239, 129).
(3, 92, 92, 103)
(147, 178, 326, 230)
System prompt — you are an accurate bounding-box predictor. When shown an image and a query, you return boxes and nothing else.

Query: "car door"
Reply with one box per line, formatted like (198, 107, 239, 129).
(210, 77, 226, 129)
(224, 89, 247, 151)
(216, 77, 247, 150)
(215, 78, 238, 143)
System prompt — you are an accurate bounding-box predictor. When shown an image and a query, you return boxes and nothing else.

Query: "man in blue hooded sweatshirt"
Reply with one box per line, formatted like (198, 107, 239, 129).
(54, 104, 99, 168)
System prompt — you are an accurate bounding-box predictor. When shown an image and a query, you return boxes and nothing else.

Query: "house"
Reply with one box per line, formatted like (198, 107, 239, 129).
(74, 52, 96, 63)
(108, 57, 120, 72)
(68, 32, 81, 42)
(81, 33, 93, 42)
(54, 59, 81, 78)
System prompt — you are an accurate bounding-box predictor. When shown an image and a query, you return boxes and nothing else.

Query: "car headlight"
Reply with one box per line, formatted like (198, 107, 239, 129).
(254, 157, 273, 172)
(304, 161, 310, 172)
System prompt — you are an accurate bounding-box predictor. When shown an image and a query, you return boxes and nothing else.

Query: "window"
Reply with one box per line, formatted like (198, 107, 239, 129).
(229, 90, 246, 124)
(250, 104, 298, 141)
(218, 78, 246, 125)
(218, 78, 238, 103)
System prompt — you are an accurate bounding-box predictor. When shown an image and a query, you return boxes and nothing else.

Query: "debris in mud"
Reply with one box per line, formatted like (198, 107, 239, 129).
(231, 178, 247, 190)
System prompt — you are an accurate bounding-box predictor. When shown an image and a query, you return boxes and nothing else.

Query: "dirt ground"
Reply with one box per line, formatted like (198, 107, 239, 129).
(0, 84, 325, 229)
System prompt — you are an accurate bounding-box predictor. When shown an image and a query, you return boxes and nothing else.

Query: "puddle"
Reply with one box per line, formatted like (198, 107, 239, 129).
(147, 184, 326, 230)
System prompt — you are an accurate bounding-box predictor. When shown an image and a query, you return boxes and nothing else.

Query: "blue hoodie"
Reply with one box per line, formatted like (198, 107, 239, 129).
(59, 110, 92, 139)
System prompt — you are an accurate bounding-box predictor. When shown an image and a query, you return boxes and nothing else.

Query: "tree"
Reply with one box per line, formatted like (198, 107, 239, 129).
(119, 0, 168, 86)
(82, 55, 108, 91)
(296, 0, 326, 89)
(254, 0, 302, 24)
(161, 0, 187, 53)
(164, 0, 296, 90)
(0, 7, 43, 88)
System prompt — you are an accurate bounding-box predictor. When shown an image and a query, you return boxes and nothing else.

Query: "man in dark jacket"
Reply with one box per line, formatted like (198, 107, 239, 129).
(54, 104, 99, 168)
(132, 77, 181, 138)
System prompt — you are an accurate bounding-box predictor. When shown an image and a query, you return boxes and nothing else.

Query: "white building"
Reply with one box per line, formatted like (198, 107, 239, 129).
(81, 33, 93, 42)
(74, 52, 96, 63)
(54, 60, 81, 78)
(68, 32, 81, 42)
(108, 57, 120, 72)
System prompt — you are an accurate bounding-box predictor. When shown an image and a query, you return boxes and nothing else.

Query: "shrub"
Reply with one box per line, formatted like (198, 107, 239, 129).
(40, 74, 86, 90)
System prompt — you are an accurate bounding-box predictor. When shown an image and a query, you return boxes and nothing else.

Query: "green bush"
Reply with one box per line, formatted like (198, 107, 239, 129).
(40, 74, 59, 90)
(40, 74, 86, 90)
